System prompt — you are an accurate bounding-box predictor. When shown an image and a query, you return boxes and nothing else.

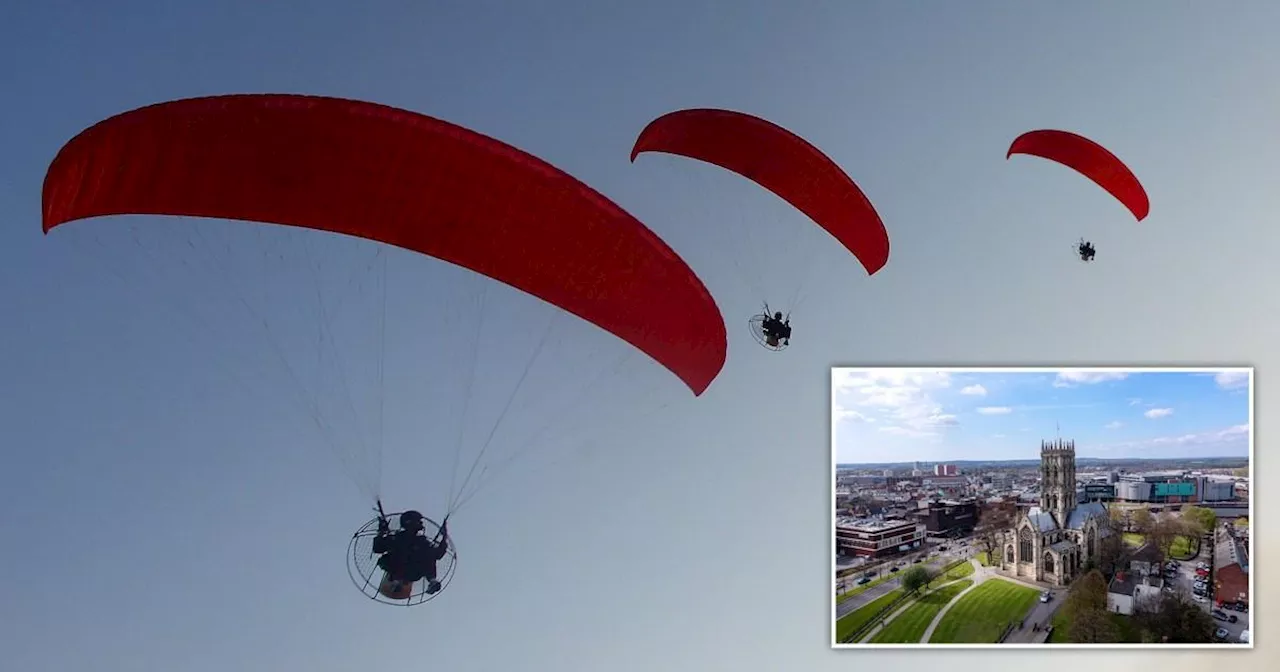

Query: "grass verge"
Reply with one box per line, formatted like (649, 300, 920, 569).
(869, 580, 974, 644)
(928, 579, 1040, 643)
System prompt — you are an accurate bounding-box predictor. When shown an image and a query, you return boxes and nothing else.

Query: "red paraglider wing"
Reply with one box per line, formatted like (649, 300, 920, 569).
(630, 108, 890, 276)
(1006, 129, 1149, 221)
(42, 94, 727, 396)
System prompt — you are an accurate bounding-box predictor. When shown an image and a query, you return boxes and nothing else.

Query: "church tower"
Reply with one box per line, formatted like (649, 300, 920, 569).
(1039, 438, 1076, 524)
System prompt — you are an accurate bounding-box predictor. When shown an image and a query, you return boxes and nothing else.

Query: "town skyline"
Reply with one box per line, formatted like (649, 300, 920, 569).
(836, 454, 1249, 467)
(833, 368, 1251, 464)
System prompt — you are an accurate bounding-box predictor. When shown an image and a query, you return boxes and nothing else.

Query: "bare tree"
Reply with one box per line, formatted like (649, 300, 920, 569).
(973, 501, 1015, 563)
(1147, 517, 1184, 559)
(1109, 505, 1133, 533)
(1095, 517, 1125, 575)
(1133, 592, 1216, 643)
(1132, 508, 1153, 535)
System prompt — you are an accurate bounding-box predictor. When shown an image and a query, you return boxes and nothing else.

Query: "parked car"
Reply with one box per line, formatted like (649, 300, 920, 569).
(1211, 610, 1238, 623)
(1213, 628, 1229, 641)
(1194, 595, 1208, 603)
(1039, 591, 1051, 603)
(857, 576, 872, 585)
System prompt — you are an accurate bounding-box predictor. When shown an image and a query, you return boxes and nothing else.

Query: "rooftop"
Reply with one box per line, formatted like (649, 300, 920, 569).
(835, 516, 917, 532)
(1109, 573, 1139, 597)
(1215, 528, 1248, 572)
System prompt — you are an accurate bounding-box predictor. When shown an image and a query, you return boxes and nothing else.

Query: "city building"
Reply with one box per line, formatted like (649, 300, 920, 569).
(1197, 477, 1237, 502)
(1128, 543, 1164, 577)
(835, 516, 925, 559)
(1079, 482, 1115, 502)
(987, 472, 1014, 491)
(1114, 478, 1152, 501)
(915, 499, 979, 539)
(1214, 526, 1249, 606)
(1107, 570, 1163, 616)
(934, 464, 958, 476)
(999, 439, 1111, 586)
(1110, 472, 1238, 504)
(922, 475, 967, 495)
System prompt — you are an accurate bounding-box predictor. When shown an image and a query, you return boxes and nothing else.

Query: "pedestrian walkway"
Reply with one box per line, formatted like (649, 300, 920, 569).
(855, 573, 969, 643)
(919, 561, 987, 643)
(852, 558, 985, 644)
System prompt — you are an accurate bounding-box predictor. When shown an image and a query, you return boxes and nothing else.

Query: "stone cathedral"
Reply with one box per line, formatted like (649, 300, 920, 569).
(999, 439, 1111, 586)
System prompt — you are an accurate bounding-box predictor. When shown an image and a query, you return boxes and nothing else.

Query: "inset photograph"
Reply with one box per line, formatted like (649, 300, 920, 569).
(830, 367, 1252, 648)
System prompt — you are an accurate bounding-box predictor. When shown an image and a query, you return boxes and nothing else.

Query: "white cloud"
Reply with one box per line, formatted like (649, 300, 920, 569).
(1096, 424, 1248, 454)
(960, 384, 987, 397)
(1214, 371, 1250, 390)
(1104, 421, 1124, 429)
(1052, 370, 1129, 388)
(992, 433, 1007, 439)
(976, 406, 1012, 415)
(1144, 408, 1173, 419)
(1127, 398, 1144, 406)
(833, 369, 958, 437)
(837, 408, 875, 423)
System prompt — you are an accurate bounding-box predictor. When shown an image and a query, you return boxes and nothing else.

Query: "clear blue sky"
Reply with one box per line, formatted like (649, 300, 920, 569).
(1, 1, 1275, 669)
(834, 369, 1251, 464)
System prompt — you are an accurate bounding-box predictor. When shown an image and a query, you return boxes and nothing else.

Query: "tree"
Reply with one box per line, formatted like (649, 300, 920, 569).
(1133, 592, 1215, 643)
(1132, 508, 1153, 535)
(1068, 606, 1121, 643)
(1182, 506, 1216, 535)
(1109, 505, 1133, 532)
(974, 501, 1015, 561)
(1065, 569, 1109, 615)
(1061, 570, 1118, 643)
(1147, 517, 1184, 559)
(1095, 518, 1125, 576)
(900, 565, 932, 594)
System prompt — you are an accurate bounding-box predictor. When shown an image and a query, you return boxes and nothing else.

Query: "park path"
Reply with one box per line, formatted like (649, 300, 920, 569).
(857, 574, 967, 643)
(919, 559, 989, 643)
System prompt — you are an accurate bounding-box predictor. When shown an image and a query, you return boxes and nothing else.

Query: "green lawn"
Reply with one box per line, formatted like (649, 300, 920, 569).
(837, 572, 895, 603)
(1047, 608, 1143, 643)
(835, 588, 904, 643)
(1235, 517, 1249, 529)
(976, 551, 994, 566)
(1168, 535, 1198, 560)
(869, 580, 974, 643)
(927, 561, 975, 589)
(1122, 533, 1145, 547)
(928, 579, 1041, 643)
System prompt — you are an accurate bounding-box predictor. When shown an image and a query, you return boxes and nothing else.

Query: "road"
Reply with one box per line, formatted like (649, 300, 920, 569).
(834, 541, 976, 620)
(1166, 527, 1249, 643)
(1003, 589, 1064, 643)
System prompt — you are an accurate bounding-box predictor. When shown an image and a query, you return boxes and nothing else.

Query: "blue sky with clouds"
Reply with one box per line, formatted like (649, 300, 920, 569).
(833, 369, 1251, 464)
